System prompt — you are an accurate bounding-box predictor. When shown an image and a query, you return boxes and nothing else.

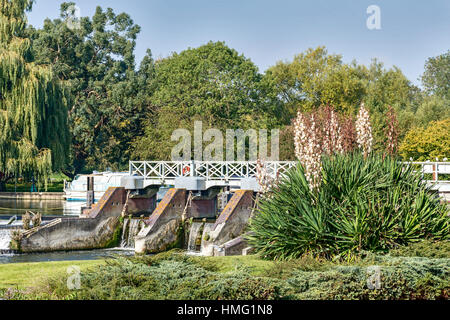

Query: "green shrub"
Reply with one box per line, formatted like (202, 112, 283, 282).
(248, 153, 449, 260)
(390, 241, 450, 259)
(15, 253, 285, 300)
(286, 256, 449, 300)
(3, 250, 448, 300)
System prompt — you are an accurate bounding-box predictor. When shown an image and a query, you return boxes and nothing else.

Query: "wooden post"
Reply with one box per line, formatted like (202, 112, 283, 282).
(432, 164, 437, 181)
(86, 176, 94, 208)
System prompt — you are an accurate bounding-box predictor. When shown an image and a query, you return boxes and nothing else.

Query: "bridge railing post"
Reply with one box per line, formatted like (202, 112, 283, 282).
(433, 163, 437, 182)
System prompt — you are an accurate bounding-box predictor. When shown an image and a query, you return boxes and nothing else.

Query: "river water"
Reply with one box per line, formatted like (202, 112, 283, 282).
(0, 198, 84, 217)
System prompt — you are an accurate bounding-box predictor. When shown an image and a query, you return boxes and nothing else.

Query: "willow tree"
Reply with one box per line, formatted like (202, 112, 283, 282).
(0, 0, 69, 190)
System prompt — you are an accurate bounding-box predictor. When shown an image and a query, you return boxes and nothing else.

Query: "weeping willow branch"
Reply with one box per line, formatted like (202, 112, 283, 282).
(0, 0, 70, 189)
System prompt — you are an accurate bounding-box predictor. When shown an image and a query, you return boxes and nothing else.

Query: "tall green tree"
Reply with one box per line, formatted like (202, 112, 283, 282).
(133, 41, 280, 160)
(359, 60, 420, 151)
(422, 50, 450, 101)
(0, 0, 69, 190)
(30, 2, 147, 173)
(265, 47, 421, 155)
(264, 46, 366, 119)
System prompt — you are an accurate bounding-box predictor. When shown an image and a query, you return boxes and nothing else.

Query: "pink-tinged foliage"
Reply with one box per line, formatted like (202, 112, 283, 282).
(385, 106, 399, 157)
(355, 103, 373, 158)
(293, 106, 348, 191)
(256, 159, 280, 196)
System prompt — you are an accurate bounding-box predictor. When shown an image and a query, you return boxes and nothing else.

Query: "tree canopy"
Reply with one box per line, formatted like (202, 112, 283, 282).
(133, 41, 281, 161)
(1, 1, 446, 175)
(399, 119, 450, 161)
(30, 2, 149, 173)
(422, 50, 450, 101)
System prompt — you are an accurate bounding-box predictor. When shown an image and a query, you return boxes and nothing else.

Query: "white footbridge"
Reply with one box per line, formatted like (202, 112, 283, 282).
(129, 161, 450, 194)
(129, 161, 296, 191)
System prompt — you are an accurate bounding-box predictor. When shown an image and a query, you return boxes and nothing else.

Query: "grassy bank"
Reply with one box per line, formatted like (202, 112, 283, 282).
(0, 241, 448, 300)
(0, 260, 104, 290)
(4, 173, 69, 193)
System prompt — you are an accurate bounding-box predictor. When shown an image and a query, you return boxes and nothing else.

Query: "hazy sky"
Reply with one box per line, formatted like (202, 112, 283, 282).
(27, 0, 450, 86)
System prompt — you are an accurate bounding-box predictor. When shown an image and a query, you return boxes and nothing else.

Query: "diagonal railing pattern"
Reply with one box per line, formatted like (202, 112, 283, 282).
(129, 161, 450, 184)
(129, 161, 297, 181)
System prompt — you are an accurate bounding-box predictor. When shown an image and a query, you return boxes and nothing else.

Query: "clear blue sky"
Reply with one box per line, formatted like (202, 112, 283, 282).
(27, 0, 450, 86)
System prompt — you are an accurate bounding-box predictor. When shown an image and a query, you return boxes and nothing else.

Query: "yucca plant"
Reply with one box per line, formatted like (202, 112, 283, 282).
(247, 153, 449, 260)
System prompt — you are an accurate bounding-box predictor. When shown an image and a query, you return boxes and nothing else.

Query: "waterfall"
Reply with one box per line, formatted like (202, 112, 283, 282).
(120, 218, 130, 248)
(120, 219, 142, 248)
(187, 222, 203, 252)
(0, 228, 12, 252)
(199, 223, 215, 255)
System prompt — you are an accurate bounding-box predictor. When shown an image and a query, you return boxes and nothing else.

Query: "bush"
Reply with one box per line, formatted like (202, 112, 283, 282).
(390, 241, 450, 259)
(4, 250, 448, 300)
(248, 153, 449, 260)
(16, 253, 285, 300)
(399, 118, 450, 161)
(286, 256, 449, 300)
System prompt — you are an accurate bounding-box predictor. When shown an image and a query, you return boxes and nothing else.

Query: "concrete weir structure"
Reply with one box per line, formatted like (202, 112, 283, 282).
(15, 182, 157, 253)
(13, 176, 258, 256)
(16, 187, 126, 252)
(10, 160, 450, 255)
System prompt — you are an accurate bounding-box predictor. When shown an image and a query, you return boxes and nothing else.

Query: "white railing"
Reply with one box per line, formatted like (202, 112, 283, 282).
(405, 162, 450, 183)
(129, 161, 450, 184)
(129, 161, 297, 181)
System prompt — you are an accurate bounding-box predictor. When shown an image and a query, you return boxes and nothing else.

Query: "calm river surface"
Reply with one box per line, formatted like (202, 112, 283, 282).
(0, 198, 84, 216)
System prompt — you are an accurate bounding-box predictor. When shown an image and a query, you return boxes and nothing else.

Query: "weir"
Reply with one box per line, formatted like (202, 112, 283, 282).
(187, 222, 203, 252)
(120, 218, 142, 248)
(2, 160, 450, 256)
(0, 228, 11, 252)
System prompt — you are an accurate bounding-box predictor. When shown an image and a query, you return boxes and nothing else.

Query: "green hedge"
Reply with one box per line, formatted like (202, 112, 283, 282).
(3, 247, 448, 300)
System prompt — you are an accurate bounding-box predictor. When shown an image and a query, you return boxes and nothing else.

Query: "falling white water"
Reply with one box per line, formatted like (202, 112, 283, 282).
(0, 229, 11, 251)
(199, 223, 215, 256)
(187, 222, 203, 252)
(120, 219, 142, 248)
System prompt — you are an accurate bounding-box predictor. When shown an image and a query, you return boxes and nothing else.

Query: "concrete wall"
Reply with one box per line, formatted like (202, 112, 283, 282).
(135, 189, 186, 254)
(201, 190, 254, 256)
(18, 187, 126, 253)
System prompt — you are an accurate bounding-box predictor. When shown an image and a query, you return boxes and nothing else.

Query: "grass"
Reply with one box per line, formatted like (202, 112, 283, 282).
(0, 260, 104, 290)
(4, 172, 70, 193)
(5, 182, 65, 193)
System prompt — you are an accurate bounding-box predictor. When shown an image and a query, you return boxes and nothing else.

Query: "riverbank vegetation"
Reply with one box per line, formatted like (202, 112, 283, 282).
(1, 242, 448, 300)
(0, 260, 104, 290)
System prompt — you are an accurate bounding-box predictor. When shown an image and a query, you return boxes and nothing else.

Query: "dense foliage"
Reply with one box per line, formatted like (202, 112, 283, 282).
(399, 119, 450, 161)
(0, 1, 448, 177)
(0, 0, 69, 189)
(132, 41, 281, 161)
(248, 153, 449, 260)
(30, 2, 150, 173)
(2, 247, 448, 300)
